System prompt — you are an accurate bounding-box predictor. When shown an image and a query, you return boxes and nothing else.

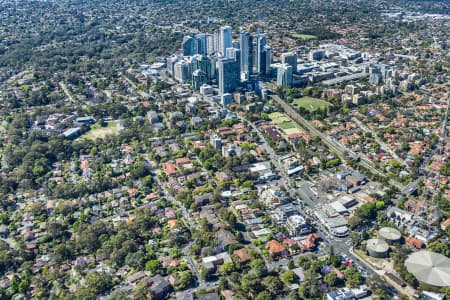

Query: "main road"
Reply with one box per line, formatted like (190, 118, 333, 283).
(270, 94, 404, 190)
(242, 99, 401, 296)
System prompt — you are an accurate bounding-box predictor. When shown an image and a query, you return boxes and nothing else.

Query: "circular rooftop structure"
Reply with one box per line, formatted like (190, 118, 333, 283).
(332, 226, 349, 238)
(378, 227, 402, 244)
(366, 238, 389, 258)
(405, 251, 450, 287)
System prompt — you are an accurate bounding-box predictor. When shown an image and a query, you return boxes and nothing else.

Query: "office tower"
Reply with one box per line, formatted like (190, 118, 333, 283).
(256, 32, 267, 74)
(192, 70, 207, 90)
(208, 56, 217, 81)
(226, 47, 240, 62)
(166, 55, 180, 76)
(182, 36, 195, 56)
(221, 93, 233, 106)
(264, 45, 272, 75)
(217, 58, 240, 94)
(219, 26, 232, 56)
(380, 64, 392, 81)
(281, 52, 298, 73)
(195, 34, 207, 55)
(276, 64, 293, 87)
(308, 49, 325, 61)
(174, 61, 191, 83)
(192, 54, 211, 80)
(239, 31, 252, 75)
(206, 34, 215, 55)
(214, 31, 220, 53)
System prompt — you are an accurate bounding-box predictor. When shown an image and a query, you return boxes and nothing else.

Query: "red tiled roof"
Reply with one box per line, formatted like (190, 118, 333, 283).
(233, 248, 250, 263)
(175, 157, 191, 165)
(441, 219, 450, 229)
(265, 240, 286, 254)
(163, 162, 177, 175)
(406, 236, 424, 249)
(167, 219, 178, 228)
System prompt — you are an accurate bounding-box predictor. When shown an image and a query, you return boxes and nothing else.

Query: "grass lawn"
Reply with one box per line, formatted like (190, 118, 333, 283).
(269, 112, 291, 124)
(291, 33, 317, 41)
(82, 121, 120, 140)
(278, 121, 296, 130)
(293, 97, 332, 113)
(283, 127, 303, 135)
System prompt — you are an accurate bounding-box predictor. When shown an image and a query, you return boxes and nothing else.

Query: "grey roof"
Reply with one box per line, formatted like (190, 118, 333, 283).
(378, 227, 401, 241)
(405, 251, 450, 287)
(366, 239, 389, 253)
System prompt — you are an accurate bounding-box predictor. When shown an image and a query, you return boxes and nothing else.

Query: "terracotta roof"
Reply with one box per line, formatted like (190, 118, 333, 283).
(167, 219, 178, 228)
(406, 236, 424, 249)
(175, 157, 191, 165)
(163, 162, 177, 175)
(304, 233, 319, 249)
(233, 248, 250, 263)
(146, 192, 158, 200)
(441, 219, 450, 229)
(265, 240, 286, 254)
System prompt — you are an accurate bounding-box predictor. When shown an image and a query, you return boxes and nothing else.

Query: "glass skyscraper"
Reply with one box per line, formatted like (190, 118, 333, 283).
(219, 26, 232, 56)
(239, 31, 252, 75)
(217, 57, 240, 94)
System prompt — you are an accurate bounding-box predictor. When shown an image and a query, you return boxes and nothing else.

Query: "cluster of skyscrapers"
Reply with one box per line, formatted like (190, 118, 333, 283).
(167, 26, 276, 95)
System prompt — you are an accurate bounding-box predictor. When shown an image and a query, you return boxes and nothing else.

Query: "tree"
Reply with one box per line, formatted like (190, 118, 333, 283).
(18, 278, 30, 294)
(357, 202, 376, 219)
(324, 272, 338, 286)
(366, 274, 389, 297)
(427, 240, 449, 256)
(54, 243, 73, 264)
(108, 289, 129, 300)
(349, 232, 363, 248)
(441, 286, 450, 300)
(255, 290, 272, 300)
(262, 276, 283, 294)
(219, 262, 235, 275)
(344, 268, 362, 287)
(327, 246, 340, 267)
(125, 250, 145, 269)
(177, 271, 195, 290)
(250, 258, 267, 277)
(145, 259, 162, 274)
(281, 270, 297, 285)
(298, 275, 321, 299)
(82, 271, 113, 298)
(348, 215, 362, 229)
(288, 290, 300, 300)
(241, 273, 261, 297)
(375, 201, 385, 210)
(296, 255, 313, 270)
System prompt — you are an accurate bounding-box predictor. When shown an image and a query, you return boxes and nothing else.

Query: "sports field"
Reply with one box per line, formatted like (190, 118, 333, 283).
(268, 112, 304, 135)
(82, 121, 121, 140)
(269, 112, 291, 124)
(278, 121, 296, 130)
(291, 33, 317, 41)
(283, 127, 303, 135)
(293, 97, 331, 113)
